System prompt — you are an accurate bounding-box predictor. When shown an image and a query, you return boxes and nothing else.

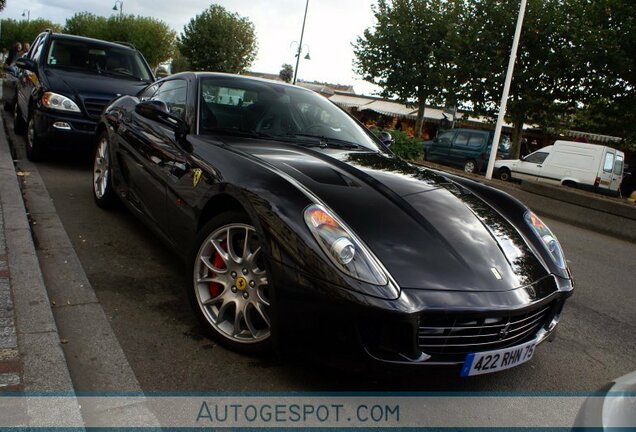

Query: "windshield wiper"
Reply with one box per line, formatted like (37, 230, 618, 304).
(101, 69, 144, 81)
(284, 133, 364, 149)
(203, 127, 276, 140)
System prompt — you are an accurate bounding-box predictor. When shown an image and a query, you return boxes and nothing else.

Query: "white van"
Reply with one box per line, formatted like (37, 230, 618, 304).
(494, 140, 624, 194)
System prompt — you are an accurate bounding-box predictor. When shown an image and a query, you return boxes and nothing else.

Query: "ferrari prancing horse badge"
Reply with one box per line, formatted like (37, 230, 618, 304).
(192, 168, 202, 188)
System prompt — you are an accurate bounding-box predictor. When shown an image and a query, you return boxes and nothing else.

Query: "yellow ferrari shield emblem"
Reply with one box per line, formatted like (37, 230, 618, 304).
(192, 168, 202, 188)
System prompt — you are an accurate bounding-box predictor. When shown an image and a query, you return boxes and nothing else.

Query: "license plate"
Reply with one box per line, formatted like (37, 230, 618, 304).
(460, 339, 537, 377)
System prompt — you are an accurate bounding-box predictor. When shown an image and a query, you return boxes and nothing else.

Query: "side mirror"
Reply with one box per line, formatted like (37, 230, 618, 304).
(15, 57, 37, 73)
(379, 131, 394, 148)
(135, 100, 188, 139)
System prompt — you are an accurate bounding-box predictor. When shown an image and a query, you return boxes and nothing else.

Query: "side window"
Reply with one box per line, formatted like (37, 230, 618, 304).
(454, 132, 470, 148)
(151, 80, 187, 120)
(614, 155, 624, 176)
(467, 134, 485, 149)
(603, 152, 614, 173)
(525, 152, 549, 164)
(436, 131, 455, 147)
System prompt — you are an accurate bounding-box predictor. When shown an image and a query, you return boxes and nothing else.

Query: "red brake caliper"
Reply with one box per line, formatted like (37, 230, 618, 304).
(208, 240, 227, 298)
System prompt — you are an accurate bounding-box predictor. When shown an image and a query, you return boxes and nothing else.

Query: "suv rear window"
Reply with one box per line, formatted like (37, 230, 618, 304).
(46, 39, 152, 82)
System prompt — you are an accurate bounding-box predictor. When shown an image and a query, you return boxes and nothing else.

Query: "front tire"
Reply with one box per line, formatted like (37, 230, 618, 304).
(190, 211, 273, 353)
(497, 168, 511, 182)
(93, 132, 116, 208)
(26, 114, 45, 161)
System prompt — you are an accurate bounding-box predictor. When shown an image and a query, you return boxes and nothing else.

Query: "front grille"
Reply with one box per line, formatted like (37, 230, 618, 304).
(417, 302, 554, 361)
(83, 98, 110, 119)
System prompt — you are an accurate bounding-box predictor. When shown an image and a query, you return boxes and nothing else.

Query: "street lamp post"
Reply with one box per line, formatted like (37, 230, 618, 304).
(292, 0, 309, 85)
(485, 0, 527, 180)
(112, 1, 124, 19)
(21, 9, 31, 23)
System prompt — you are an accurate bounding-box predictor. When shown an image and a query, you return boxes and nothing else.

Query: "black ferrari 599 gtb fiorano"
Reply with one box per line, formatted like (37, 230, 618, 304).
(93, 72, 573, 376)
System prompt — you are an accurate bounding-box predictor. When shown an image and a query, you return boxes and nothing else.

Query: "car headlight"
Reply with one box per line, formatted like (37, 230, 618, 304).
(304, 204, 388, 286)
(524, 211, 566, 269)
(42, 92, 80, 112)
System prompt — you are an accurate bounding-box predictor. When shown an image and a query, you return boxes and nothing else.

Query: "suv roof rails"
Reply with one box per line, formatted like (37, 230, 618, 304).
(113, 41, 137, 50)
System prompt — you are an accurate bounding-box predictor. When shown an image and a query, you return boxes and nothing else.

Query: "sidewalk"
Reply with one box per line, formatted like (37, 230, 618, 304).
(0, 199, 21, 391)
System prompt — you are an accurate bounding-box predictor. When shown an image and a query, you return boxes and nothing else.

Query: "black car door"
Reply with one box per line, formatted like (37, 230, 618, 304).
(117, 79, 189, 235)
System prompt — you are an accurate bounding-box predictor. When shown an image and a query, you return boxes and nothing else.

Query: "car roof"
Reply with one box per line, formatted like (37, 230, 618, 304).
(179, 71, 316, 93)
(49, 32, 137, 52)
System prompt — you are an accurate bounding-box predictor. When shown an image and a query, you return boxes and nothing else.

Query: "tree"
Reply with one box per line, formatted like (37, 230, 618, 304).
(279, 63, 293, 83)
(453, 0, 594, 157)
(567, 0, 636, 143)
(0, 19, 62, 50)
(354, 0, 460, 136)
(178, 4, 257, 73)
(64, 13, 176, 68)
(0, 1, 6, 12)
(170, 47, 191, 73)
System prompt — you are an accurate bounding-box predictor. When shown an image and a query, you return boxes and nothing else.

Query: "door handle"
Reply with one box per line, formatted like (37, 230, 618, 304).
(537, 165, 542, 168)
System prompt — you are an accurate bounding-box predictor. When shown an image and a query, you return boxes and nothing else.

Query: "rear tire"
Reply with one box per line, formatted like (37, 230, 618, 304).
(563, 181, 577, 189)
(13, 102, 26, 135)
(464, 159, 477, 174)
(26, 114, 45, 162)
(497, 168, 511, 182)
(189, 211, 273, 354)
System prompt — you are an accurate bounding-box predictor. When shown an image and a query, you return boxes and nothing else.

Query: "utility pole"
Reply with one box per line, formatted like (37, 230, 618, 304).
(485, 0, 527, 180)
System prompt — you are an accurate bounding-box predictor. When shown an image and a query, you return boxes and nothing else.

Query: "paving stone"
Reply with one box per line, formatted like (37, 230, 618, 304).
(0, 348, 18, 361)
(0, 372, 20, 388)
(0, 326, 17, 349)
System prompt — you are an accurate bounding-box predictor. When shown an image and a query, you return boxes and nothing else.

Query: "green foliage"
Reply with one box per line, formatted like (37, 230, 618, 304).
(170, 47, 191, 73)
(0, 19, 62, 50)
(279, 63, 293, 83)
(178, 4, 257, 73)
(353, 0, 460, 135)
(64, 13, 176, 68)
(374, 129, 423, 160)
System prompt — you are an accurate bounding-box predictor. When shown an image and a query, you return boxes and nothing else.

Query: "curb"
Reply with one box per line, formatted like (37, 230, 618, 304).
(1, 110, 160, 427)
(0, 115, 83, 425)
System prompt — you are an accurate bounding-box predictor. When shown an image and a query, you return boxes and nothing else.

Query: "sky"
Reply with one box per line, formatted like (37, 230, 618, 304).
(1, 0, 382, 94)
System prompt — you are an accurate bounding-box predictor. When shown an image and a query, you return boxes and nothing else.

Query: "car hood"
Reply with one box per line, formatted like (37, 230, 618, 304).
(43, 68, 148, 104)
(215, 139, 549, 292)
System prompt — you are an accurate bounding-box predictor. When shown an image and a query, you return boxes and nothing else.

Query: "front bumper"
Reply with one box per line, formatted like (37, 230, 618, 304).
(271, 259, 573, 368)
(34, 108, 98, 147)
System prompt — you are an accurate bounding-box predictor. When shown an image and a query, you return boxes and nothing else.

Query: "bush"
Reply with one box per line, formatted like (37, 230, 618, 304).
(374, 129, 423, 160)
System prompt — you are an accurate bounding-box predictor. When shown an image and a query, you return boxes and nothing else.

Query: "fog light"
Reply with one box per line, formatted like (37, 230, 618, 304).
(52, 122, 71, 130)
(331, 237, 355, 265)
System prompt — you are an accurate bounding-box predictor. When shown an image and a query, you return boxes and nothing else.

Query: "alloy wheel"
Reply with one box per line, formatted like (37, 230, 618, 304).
(93, 136, 110, 199)
(194, 223, 271, 344)
(464, 160, 476, 173)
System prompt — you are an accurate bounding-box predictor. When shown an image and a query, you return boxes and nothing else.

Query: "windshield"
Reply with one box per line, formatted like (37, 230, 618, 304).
(46, 39, 152, 82)
(198, 77, 383, 152)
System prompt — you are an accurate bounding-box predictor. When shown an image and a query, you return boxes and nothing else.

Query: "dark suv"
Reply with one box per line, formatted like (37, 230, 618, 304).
(422, 128, 511, 173)
(13, 31, 154, 160)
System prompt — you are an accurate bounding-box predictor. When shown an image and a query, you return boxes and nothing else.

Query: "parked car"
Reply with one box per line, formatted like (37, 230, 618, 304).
(13, 30, 154, 161)
(422, 128, 511, 173)
(93, 72, 573, 374)
(494, 140, 625, 195)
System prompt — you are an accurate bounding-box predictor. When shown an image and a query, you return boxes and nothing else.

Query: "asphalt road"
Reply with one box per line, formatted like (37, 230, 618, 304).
(9, 130, 636, 392)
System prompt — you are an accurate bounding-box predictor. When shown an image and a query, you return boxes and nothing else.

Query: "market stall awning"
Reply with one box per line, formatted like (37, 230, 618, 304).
(360, 100, 418, 119)
(329, 94, 374, 109)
